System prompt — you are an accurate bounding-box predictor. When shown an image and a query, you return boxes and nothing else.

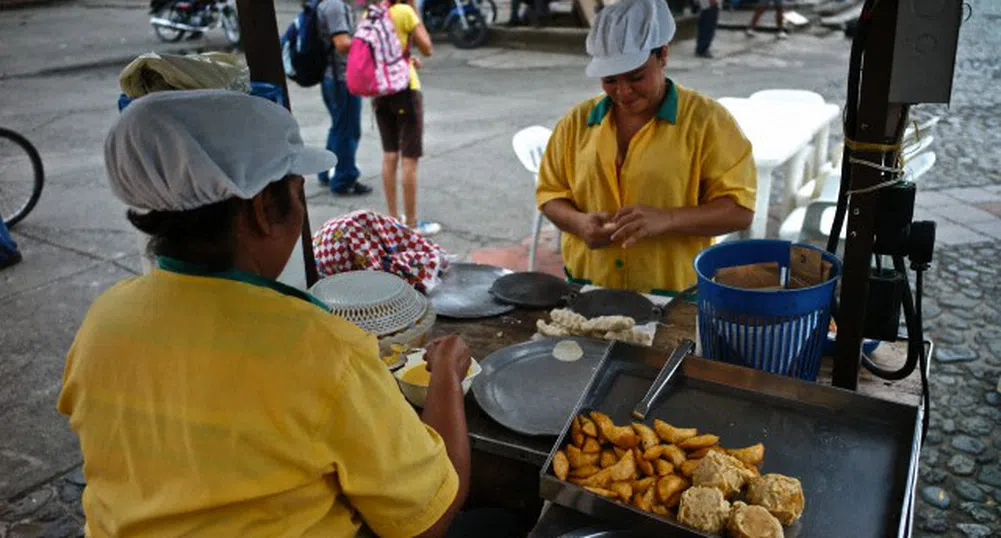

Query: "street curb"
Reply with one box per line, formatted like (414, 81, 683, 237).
(0, 43, 238, 81)
(0, 0, 63, 8)
(485, 15, 697, 55)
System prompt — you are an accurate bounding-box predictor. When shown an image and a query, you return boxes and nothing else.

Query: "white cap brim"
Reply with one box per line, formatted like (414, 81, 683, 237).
(585, 49, 651, 78)
(290, 147, 338, 176)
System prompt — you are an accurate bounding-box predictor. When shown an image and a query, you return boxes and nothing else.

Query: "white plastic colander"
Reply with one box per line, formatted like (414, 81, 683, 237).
(309, 271, 429, 337)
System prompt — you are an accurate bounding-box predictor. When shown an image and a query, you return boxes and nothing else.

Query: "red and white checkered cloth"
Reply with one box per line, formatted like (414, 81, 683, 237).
(312, 210, 449, 293)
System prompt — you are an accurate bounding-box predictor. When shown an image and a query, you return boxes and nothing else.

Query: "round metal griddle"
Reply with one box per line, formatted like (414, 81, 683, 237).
(489, 271, 573, 309)
(428, 263, 515, 319)
(472, 337, 610, 436)
(569, 289, 661, 324)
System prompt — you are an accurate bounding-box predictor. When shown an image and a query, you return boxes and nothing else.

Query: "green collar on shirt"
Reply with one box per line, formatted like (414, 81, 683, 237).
(586, 78, 679, 127)
(156, 256, 331, 313)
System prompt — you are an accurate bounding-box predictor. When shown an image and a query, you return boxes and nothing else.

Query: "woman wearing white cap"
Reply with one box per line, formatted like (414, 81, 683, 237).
(536, 0, 757, 296)
(57, 90, 474, 537)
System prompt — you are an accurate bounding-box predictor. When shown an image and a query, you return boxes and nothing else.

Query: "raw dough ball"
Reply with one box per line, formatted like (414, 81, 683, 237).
(728, 501, 785, 538)
(552, 340, 584, 362)
(746, 474, 805, 526)
(677, 486, 731, 534)
(693, 450, 755, 499)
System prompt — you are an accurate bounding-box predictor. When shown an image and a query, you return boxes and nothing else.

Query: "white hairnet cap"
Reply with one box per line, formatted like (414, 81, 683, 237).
(585, 0, 676, 78)
(104, 89, 336, 212)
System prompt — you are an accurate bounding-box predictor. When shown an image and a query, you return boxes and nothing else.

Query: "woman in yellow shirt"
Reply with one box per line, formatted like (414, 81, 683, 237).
(536, 0, 757, 295)
(58, 90, 471, 537)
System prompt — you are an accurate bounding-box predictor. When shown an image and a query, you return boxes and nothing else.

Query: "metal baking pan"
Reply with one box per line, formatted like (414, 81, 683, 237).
(429, 263, 515, 319)
(472, 337, 613, 436)
(490, 272, 574, 309)
(540, 343, 921, 538)
(569, 289, 662, 324)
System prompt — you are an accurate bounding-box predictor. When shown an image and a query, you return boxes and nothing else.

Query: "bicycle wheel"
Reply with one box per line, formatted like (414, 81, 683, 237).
(0, 128, 44, 227)
(448, 9, 489, 49)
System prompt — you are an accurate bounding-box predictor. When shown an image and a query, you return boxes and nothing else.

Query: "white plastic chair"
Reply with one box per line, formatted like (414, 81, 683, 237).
(512, 126, 554, 271)
(750, 89, 831, 199)
(779, 150, 938, 245)
(902, 135, 935, 163)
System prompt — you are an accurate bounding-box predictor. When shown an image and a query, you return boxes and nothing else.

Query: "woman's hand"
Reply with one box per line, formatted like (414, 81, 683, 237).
(424, 335, 471, 382)
(611, 205, 673, 248)
(574, 211, 615, 250)
(411, 56, 424, 70)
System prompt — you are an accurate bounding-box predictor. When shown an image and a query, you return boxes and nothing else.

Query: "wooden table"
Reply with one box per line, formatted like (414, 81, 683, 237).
(431, 301, 923, 529)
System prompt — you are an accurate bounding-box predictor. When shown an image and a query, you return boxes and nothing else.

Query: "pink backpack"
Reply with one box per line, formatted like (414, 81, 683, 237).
(346, 5, 410, 97)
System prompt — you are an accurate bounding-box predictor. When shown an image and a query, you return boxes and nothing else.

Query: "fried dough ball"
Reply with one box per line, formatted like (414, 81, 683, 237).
(746, 474, 805, 525)
(728, 501, 785, 538)
(677, 486, 731, 534)
(692, 450, 755, 499)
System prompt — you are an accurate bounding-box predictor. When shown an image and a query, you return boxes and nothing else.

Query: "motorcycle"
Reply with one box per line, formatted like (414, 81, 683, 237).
(421, 0, 490, 49)
(149, 0, 241, 45)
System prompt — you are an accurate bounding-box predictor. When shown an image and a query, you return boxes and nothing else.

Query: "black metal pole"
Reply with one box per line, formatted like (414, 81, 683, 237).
(831, 0, 907, 389)
(236, 0, 321, 288)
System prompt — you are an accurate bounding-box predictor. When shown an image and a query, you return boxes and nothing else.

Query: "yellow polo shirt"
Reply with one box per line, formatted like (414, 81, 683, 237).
(58, 258, 457, 538)
(536, 80, 756, 294)
(388, 4, 421, 91)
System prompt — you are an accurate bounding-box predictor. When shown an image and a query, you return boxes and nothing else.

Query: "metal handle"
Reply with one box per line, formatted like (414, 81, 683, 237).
(632, 339, 695, 420)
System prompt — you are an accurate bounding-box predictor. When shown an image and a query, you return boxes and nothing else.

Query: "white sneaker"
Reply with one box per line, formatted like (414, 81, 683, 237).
(745, 28, 756, 37)
(414, 221, 442, 236)
(777, 30, 789, 39)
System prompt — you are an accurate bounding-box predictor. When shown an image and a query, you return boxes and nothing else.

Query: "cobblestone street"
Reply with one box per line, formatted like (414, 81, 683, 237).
(1, 0, 1000, 536)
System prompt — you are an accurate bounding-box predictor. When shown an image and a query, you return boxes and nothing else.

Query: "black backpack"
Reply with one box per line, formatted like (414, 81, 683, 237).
(281, 0, 329, 87)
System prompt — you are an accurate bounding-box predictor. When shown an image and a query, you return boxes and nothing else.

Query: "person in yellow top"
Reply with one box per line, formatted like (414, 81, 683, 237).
(57, 90, 474, 537)
(536, 0, 757, 295)
(375, 0, 440, 235)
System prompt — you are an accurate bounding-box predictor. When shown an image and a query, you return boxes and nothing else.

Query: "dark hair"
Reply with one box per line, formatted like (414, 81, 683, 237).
(651, 47, 667, 59)
(128, 178, 294, 272)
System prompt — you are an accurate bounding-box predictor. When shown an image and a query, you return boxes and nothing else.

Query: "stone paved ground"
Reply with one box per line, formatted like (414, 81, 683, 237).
(897, 2, 1001, 537)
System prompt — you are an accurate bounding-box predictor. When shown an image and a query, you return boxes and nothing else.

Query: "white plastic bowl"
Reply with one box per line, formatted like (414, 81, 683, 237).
(393, 350, 481, 408)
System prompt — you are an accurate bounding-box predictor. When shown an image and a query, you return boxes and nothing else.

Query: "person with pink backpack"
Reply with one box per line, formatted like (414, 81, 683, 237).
(348, 0, 437, 235)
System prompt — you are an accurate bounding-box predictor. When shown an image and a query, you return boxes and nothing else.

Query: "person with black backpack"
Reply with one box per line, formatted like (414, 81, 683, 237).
(317, 0, 372, 195)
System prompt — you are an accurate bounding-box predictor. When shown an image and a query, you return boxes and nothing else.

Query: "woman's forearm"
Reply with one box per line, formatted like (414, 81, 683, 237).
(665, 197, 753, 237)
(421, 372, 470, 510)
(541, 199, 585, 236)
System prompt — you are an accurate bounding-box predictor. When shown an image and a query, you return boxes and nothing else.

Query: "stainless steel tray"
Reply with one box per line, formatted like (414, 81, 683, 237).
(540, 343, 922, 538)
(428, 263, 515, 319)
(472, 337, 613, 435)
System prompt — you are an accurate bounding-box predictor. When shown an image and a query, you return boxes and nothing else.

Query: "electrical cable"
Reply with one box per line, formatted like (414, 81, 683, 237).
(826, 0, 873, 254)
(915, 269, 930, 443)
(824, 0, 930, 446)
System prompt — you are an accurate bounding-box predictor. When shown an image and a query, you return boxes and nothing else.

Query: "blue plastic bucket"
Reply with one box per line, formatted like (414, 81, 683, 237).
(693, 239, 842, 381)
(117, 82, 286, 111)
